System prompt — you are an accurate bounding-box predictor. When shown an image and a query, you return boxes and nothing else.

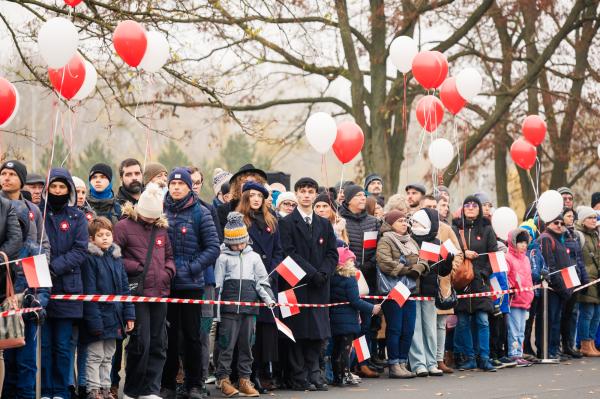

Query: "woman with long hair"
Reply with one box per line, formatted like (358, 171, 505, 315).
(313, 192, 349, 246)
(235, 181, 283, 392)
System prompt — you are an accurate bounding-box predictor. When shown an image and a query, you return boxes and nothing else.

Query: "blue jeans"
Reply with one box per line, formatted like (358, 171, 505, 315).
(68, 326, 87, 388)
(578, 303, 600, 341)
(4, 320, 38, 399)
(535, 290, 563, 357)
(409, 301, 437, 370)
(507, 308, 527, 357)
(455, 311, 490, 360)
(382, 300, 416, 364)
(42, 318, 75, 399)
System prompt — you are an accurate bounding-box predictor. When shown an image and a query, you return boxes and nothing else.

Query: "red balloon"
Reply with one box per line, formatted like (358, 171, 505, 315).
(522, 115, 547, 146)
(0, 78, 18, 126)
(510, 138, 537, 170)
(439, 77, 466, 115)
(64, 0, 82, 6)
(113, 20, 147, 67)
(412, 51, 447, 89)
(48, 54, 86, 100)
(333, 122, 364, 164)
(415, 95, 444, 132)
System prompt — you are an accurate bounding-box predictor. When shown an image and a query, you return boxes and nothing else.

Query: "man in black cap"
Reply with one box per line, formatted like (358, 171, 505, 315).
(24, 173, 45, 205)
(0, 160, 50, 258)
(364, 174, 384, 207)
(405, 183, 426, 215)
(87, 163, 122, 225)
(279, 177, 338, 391)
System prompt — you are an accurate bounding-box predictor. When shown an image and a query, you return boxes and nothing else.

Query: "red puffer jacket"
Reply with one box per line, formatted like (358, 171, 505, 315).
(506, 228, 534, 310)
(113, 202, 176, 298)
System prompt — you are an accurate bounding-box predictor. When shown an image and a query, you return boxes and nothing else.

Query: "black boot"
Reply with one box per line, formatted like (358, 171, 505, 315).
(252, 374, 268, 394)
(563, 341, 583, 359)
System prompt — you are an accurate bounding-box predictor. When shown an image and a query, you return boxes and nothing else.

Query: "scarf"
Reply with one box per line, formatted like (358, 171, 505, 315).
(384, 231, 419, 256)
(165, 191, 194, 213)
(48, 193, 69, 212)
(90, 181, 114, 200)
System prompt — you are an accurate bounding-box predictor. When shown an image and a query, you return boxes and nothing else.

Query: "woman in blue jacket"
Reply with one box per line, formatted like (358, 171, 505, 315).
(40, 168, 88, 399)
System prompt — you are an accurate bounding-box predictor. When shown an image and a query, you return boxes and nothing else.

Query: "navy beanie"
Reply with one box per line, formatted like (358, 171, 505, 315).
(242, 181, 269, 198)
(168, 167, 193, 190)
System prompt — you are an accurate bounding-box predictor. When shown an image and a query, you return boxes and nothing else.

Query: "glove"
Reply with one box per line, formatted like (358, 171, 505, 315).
(24, 308, 46, 325)
(406, 268, 420, 280)
(311, 272, 328, 287)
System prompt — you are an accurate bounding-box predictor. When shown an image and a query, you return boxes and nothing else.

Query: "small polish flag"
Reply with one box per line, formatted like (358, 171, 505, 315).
(490, 275, 502, 299)
(419, 242, 440, 263)
(355, 270, 369, 295)
(21, 255, 53, 288)
(275, 257, 306, 287)
(278, 289, 300, 318)
(388, 280, 411, 307)
(352, 335, 371, 363)
(515, 273, 523, 290)
(560, 265, 581, 289)
(363, 231, 378, 249)
(489, 252, 508, 273)
(274, 316, 296, 342)
(440, 239, 459, 260)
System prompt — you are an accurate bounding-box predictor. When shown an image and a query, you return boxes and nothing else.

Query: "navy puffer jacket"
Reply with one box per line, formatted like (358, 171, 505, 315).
(165, 193, 220, 291)
(41, 168, 88, 319)
(329, 265, 373, 336)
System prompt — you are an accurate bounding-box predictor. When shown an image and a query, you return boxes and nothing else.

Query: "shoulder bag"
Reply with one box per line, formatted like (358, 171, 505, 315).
(452, 230, 474, 290)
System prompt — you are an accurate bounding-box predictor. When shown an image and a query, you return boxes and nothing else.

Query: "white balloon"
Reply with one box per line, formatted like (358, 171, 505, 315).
(139, 31, 170, 73)
(73, 60, 98, 100)
(389, 36, 418, 74)
(491, 207, 518, 241)
(37, 17, 79, 69)
(597, 143, 600, 159)
(455, 67, 482, 101)
(537, 190, 564, 222)
(305, 112, 337, 154)
(0, 85, 19, 129)
(427, 138, 454, 169)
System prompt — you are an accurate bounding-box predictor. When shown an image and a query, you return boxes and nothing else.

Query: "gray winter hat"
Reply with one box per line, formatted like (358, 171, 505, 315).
(223, 212, 249, 246)
(405, 183, 426, 196)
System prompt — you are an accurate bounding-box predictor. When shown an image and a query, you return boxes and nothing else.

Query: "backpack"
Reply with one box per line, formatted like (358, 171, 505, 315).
(528, 233, 554, 284)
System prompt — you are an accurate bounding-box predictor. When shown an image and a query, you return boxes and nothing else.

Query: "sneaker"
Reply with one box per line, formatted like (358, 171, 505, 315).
(205, 376, 216, 385)
(122, 395, 136, 399)
(457, 358, 477, 371)
(489, 358, 504, 369)
(513, 357, 532, 367)
(522, 353, 537, 362)
(290, 382, 316, 392)
(349, 372, 361, 383)
(477, 359, 497, 372)
(498, 356, 518, 368)
(219, 378, 239, 398)
(343, 372, 359, 386)
(414, 366, 429, 377)
(427, 366, 443, 376)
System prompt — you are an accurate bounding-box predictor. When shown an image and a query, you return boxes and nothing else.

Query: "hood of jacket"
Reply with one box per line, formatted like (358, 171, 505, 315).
(121, 201, 168, 229)
(43, 168, 77, 206)
(88, 242, 122, 258)
(411, 207, 440, 245)
(221, 243, 254, 257)
(507, 227, 530, 259)
(380, 221, 394, 234)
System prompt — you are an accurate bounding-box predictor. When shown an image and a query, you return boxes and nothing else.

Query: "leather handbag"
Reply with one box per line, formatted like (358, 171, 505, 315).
(0, 252, 26, 350)
(435, 276, 458, 310)
(452, 230, 474, 290)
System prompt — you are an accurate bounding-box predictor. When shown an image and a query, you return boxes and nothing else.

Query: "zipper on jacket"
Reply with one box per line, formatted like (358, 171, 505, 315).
(237, 252, 243, 313)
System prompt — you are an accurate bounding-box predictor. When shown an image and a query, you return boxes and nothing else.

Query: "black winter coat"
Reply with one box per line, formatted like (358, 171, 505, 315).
(338, 203, 380, 292)
(540, 230, 572, 299)
(279, 209, 338, 340)
(0, 196, 23, 261)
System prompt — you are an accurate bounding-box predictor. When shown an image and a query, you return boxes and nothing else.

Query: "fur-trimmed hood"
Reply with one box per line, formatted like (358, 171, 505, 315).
(336, 263, 359, 278)
(88, 242, 122, 258)
(120, 201, 168, 228)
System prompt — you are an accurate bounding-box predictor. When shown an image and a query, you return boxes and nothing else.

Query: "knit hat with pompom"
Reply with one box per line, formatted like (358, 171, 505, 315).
(224, 211, 249, 246)
(136, 182, 164, 219)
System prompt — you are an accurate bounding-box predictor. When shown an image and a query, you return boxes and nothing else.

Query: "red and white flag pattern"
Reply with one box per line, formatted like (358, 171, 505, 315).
(440, 239, 459, 260)
(363, 231, 378, 249)
(388, 280, 411, 307)
(275, 257, 306, 287)
(419, 242, 440, 262)
(489, 275, 502, 299)
(274, 316, 296, 342)
(21, 255, 52, 288)
(355, 270, 369, 295)
(489, 252, 508, 273)
(352, 335, 371, 362)
(560, 266, 581, 289)
(278, 289, 300, 318)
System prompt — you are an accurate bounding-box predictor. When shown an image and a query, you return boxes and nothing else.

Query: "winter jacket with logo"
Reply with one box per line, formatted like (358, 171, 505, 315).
(329, 264, 373, 336)
(113, 202, 176, 298)
(214, 244, 274, 316)
(41, 168, 88, 319)
(81, 243, 136, 343)
(505, 228, 534, 310)
(576, 223, 600, 304)
(165, 193, 220, 291)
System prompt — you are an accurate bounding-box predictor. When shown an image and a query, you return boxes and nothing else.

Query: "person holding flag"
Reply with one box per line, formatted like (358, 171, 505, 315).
(279, 177, 338, 391)
(451, 195, 498, 372)
(376, 210, 426, 378)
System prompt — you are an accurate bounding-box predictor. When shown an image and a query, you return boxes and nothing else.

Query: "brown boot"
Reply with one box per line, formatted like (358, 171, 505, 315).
(438, 361, 454, 374)
(109, 386, 118, 399)
(591, 341, 600, 356)
(582, 340, 600, 357)
(357, 364, 379, 378)
(238, 378, 259, 397)
(444, 350, 455, 368)
(220, 378, 239, 397)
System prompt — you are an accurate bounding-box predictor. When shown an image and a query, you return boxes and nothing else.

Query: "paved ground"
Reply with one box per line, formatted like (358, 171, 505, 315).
(228, 358, 600, 399)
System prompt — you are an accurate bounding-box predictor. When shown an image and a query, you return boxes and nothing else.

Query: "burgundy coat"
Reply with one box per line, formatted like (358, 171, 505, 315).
(113, 203, 176, 298)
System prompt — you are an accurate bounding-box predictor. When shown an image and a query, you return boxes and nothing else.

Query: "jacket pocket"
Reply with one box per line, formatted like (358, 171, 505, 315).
(62, 269, 82, 294)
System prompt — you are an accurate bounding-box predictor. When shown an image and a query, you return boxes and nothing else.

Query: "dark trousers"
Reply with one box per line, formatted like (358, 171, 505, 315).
(535, 291, 564, 358)
(124, 303, 168, 397)
(288, 339, 324, 387)
(489, 313, 507, 359)
(41, 318, 74, 399)
(110, 339, 123, 387)
(216, 313, 256, 379)
(162, 289, 204, 390)
(331, 335, 353, 381)
(3, 321, 38, 399)
(561, 293, 578, 349)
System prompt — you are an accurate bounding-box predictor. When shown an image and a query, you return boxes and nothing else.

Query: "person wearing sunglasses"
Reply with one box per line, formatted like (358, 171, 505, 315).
(535, 213, 573, 361)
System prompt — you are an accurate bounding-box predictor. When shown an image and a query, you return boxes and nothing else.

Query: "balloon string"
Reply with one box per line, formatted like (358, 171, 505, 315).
(403, 74, 407, 132)
(452, 117, 460, 174)
(338, 163, 345, 212)
(39, 103, 60, 252)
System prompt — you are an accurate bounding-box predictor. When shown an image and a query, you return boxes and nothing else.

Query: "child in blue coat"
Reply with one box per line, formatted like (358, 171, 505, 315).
(81, 217, 135, 399)
(329, 247, 380, 386)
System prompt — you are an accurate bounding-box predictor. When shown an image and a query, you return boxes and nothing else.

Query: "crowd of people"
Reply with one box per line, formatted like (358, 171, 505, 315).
(0, 157, 599, 399)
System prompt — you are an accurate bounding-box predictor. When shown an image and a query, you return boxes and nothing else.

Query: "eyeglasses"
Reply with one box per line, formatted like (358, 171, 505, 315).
(281, 201, 297, 208)
(551, 221, 564, 226)
(463, 202, 478, 209)
(192, 180, 203, 186)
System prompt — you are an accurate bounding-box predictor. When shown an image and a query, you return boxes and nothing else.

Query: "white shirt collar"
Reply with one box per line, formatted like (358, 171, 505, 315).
(297, 207, 313, 223)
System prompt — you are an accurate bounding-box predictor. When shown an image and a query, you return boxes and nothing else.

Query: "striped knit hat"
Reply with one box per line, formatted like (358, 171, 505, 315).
(224, 212, 249, 246)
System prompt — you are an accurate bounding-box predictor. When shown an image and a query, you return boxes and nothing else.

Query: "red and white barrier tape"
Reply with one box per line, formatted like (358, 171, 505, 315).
(0, 307, 42, 318)
(573, 277, 600, 293)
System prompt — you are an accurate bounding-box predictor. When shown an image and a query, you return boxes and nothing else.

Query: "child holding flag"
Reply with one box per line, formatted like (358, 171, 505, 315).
(505, 228, 534, 366)
(214, 212, 276, 398)
(329, 247, 380, 386)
